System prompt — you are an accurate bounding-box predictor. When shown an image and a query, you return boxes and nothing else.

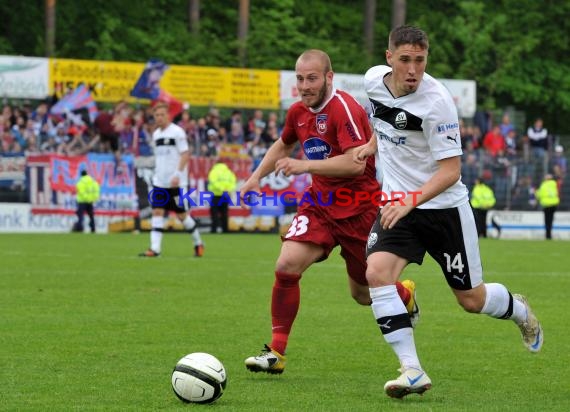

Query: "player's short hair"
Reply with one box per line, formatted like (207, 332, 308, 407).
(153, 102, 169, 113)
(389, 26, 429, 51)
(297, 49, 332, 74)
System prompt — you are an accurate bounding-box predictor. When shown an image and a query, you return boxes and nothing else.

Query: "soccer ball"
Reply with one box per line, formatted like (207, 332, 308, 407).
(171, 352, 227, 404)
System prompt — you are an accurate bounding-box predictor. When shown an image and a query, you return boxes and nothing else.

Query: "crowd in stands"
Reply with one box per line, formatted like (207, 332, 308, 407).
(0, 101, 282, 163)
(1, 100, 567, 210)
(460, 112, 567, 209)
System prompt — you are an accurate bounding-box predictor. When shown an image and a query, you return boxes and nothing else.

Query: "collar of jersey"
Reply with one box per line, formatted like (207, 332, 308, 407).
(309, 88, 336, 114)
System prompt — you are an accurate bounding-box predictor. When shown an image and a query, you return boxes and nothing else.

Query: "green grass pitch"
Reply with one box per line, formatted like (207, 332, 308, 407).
(0, 233, 568, 411)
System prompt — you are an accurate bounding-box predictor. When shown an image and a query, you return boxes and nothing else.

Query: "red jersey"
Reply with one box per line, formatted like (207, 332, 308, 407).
(281, 89, 379, 219)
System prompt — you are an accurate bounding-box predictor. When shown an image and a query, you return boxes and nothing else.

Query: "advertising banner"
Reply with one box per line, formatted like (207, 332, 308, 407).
(162, 66, 280, 109)
(0, 203, 111, 233)
(49, 58, 144, 102)
(27, 153, 138, 216)
(0, 154, 26, 188)
(0, 55, 49, 99)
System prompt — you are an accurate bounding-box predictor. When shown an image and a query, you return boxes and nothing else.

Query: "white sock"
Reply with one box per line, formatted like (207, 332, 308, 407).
(182, 215, 197, 232)
(150, 215, 164, 253)
(510, 299, 527, 324)
(480, 283, 526, 323)
(370, 285, 421, 370)
(182, 215, 202, 246)
(192, 230, 203, 246)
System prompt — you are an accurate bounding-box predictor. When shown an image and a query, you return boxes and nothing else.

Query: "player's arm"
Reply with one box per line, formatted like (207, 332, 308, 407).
(240, 138, 297, 200)
(353, 134, 378, 163)
(170, 150, 190, 187)
(310, 147, 365, 176)
(410, 156, 461, 207)
(251, 138, 297, 181)
(275, 147, 365, 178)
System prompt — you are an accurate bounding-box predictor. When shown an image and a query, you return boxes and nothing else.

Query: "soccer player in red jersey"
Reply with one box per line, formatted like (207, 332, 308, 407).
(242, 49, 419, 374)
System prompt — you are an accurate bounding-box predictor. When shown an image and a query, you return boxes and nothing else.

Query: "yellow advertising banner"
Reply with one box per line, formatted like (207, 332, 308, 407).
(49, 58, 145, 102)
(162, 65, 280, 109)
(49, 58, 280, 109)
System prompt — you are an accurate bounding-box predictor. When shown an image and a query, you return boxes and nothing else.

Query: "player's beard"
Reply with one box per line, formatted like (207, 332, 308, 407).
(309, 78, 329, 109)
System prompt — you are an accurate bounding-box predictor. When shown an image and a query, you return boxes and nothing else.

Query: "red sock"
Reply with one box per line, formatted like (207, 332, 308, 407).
(270, 271, 302, 354)
(396, 281, 410, 306)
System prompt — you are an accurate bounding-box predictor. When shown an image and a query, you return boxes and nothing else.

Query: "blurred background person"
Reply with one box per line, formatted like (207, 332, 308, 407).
(535, 173, 560, 240)
(73, 170, 100, 233)
(470, 175, 496, 238)
(207, 160, 237, 233)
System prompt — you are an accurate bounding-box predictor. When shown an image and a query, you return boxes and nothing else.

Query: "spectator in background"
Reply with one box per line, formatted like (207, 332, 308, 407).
(40, 134, 59, 153)
(470, 175, 496, 238)
(535, 173, 560, 240)
(527, 118, 549, 187)
(499, 113, 515, 138)
(193, 116, 206, 147)
(94, 108, 121, 169)
(483, 125, 506, 157)
(225, 110, 244, 137)
(262, 118, 280, 147)
(491, 148, 511, 204)
(201, 128, 219, 157)
(473, 109, 493, 137)
(30, 102, 49, 136)
(247, 109, 266, 140)
(227, 120, 245, 144)
(527, 118, 548, 158)
(64, 125, 89, 155)
(177, 110, 193, 134)
(207, 160, 237, 233)
(206, 107, 221, 131)
(461, 153, 479, 192)
(511, 175, 535, 210)
(550, 145, 567, 189)
(72, 170, 100, 233)
(504, 129, 518, 158)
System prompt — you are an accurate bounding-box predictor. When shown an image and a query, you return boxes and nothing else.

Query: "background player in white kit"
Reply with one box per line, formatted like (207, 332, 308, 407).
(353, 25, 543, 399)
(139, 102, 204, 258)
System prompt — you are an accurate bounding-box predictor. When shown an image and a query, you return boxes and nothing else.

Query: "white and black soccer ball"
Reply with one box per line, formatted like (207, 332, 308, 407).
(171, 352, 227, 404)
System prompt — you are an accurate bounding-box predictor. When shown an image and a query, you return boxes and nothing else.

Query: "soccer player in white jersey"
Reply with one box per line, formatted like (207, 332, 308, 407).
(353, 26, 543, 399)
(139, 102, 204, 258)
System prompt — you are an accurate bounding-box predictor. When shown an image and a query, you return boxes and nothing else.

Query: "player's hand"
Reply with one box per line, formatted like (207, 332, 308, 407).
(353, 144, 375, 164)
(275, 158, 307, 177)
(239, 179, 261, 209)
(379, 200, 414, 230)
(170, 175, 180, 187)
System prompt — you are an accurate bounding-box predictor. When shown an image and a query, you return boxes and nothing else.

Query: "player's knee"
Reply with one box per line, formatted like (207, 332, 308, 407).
(456, 295, 484, 313)
(275, 254, 308, 274)
(274, 269, 302, 287)
(351, 291, 371, 306)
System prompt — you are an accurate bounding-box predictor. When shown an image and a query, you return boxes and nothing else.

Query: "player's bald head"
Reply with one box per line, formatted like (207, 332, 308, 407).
(296, 49, 332, 74)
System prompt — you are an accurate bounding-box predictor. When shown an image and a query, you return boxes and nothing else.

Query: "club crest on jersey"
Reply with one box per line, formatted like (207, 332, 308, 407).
(395, 112, 407, 129)
(316, 114, 328, 134)
(303, 137, 332, 160)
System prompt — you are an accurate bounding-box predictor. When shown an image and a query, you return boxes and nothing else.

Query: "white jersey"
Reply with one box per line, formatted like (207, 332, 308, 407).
(152, 123, 189, 188)
(364, 65, 468, 209)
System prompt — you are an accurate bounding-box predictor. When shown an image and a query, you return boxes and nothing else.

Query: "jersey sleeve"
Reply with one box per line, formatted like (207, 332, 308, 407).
(424, 94, 463, 161)
(280, 107, 299, 145)
(333, 94, 371, 152)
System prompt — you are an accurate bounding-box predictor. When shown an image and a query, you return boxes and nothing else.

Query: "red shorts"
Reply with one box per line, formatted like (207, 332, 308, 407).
(281, 206, 376, 285)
